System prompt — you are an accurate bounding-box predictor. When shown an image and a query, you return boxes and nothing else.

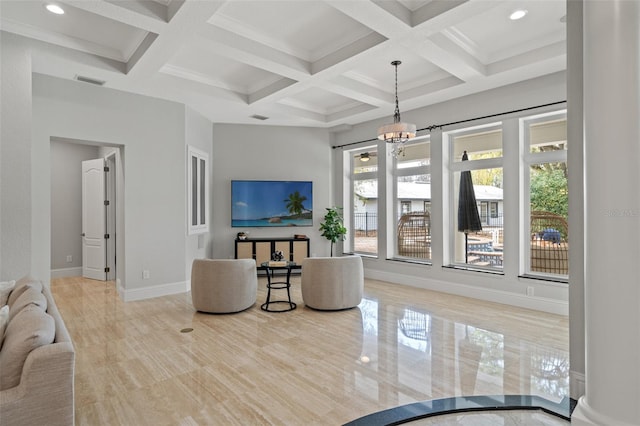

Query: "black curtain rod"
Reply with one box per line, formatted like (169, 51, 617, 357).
(331, 100, 567, 150)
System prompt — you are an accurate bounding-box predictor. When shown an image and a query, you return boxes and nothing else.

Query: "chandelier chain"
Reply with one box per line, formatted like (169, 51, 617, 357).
(394, 62, 401, 123)
(377, 59, 415, 158)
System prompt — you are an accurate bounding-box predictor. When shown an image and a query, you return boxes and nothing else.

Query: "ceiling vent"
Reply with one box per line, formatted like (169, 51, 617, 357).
(250, 114, 269, 121)
(75, 75, 106, 86)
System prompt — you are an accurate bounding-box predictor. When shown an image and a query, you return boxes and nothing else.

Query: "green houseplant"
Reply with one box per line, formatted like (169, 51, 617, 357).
(319, 207, 347, 257)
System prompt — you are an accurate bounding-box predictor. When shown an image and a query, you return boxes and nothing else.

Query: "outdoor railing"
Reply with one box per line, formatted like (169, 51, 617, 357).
(354, 212, 378, 237)
(353, 211, 567, 276)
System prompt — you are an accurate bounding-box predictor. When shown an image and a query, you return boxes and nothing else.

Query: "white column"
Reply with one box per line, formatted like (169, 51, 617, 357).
(572, 1, 640, 425)
(0, 33, 33, 280)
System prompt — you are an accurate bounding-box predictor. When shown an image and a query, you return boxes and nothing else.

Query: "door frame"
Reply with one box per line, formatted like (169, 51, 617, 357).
(50, 137, 125, 293)
(105, 152, 117, 281)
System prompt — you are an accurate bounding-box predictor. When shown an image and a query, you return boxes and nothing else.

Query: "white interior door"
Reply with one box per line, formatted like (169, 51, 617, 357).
(82, 158, 106, 280)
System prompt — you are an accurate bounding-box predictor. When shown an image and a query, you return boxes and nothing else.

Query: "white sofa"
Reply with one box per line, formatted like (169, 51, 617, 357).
(0, 276, 75, 426)
(301, 256, 364, 310)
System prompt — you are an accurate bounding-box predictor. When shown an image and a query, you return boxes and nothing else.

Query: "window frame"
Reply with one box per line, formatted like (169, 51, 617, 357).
(521, 111, 568, 278)
(446, 123, 504, 271)
(187, 145, 209, 235)
(392, 136, 432, 262)
(349, 146, 379, 256)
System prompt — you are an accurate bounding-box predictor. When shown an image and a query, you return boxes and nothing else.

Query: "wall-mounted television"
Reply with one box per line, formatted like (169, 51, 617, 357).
(231, 180, 313, 227)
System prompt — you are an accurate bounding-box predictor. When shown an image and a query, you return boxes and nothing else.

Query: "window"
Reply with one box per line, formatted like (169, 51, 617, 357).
(401, 201, 411, 215)
(448, 125, 504, 270)
(490, 202, 498, 218)
(394, 139, 431, 261)
(339, 107, 568, 284)
(351, 148, 378, 255)
(522, 112, 568, 277)
(187, 146, 209, 235)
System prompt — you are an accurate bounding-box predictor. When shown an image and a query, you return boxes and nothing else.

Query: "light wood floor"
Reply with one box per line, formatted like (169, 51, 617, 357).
(51, 276, 569, 425)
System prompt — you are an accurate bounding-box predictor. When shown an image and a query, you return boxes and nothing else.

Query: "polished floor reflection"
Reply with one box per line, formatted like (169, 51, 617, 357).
(51, 276, 569, 425)
(408, 410, 569, 425)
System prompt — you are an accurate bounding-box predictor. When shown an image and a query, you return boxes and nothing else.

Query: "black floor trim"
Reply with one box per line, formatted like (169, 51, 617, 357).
(344, 395, 575, 426)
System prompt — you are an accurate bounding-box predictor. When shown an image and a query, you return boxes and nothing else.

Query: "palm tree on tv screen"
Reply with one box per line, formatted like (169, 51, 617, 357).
(284, 191, 307, 217)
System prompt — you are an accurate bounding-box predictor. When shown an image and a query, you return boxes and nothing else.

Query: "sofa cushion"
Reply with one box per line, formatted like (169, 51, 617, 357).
(0, 305, 55, 390)
(0, 280, 16, 306)
(8, 288, 47, 322)
(0, 305, 9, 346)
(7, 276, 42, 308)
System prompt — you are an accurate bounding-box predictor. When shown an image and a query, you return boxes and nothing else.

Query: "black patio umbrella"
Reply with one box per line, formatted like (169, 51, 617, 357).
(458, 151, 482, 263)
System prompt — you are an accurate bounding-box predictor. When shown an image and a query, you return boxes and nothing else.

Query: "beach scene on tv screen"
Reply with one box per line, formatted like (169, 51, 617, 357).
(232, 180, 313, 227)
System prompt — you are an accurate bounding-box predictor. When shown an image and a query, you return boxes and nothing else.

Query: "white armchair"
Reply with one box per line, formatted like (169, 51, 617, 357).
(301, 256, 363, 311)
(190, 259, 257, 313)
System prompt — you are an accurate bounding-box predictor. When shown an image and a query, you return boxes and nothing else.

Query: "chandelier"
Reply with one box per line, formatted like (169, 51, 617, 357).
(377, 60, 416, 157)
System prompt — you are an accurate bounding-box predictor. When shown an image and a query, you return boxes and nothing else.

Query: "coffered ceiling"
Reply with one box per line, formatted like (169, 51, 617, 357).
(0, 0, 566, 129)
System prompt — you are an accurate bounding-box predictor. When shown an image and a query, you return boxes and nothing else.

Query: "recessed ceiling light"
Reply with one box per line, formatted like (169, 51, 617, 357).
(45, 4, 65, 15)
(509, 9, 528, 20)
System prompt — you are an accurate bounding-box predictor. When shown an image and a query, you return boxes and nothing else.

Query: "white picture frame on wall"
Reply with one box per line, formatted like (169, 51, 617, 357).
(187, 146, 209, 235)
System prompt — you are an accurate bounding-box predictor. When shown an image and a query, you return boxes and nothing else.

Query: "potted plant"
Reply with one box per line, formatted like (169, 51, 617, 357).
(319, 207, 347, 257)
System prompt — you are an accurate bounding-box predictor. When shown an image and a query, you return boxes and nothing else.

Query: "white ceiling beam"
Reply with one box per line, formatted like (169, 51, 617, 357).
(412, 0, 504, 35)
(24, 35, 127, 79)
(327, 103, 379, 123)
(103, 0, 168, 22)
(160, 63, 247, 94)
(148, 71, 249, 104)
(62, 0, 167, 34)
(487, 41, 565, 76)
(324, 75, 392, 107)
(406, 32, 486, 81)
(311, 32, 387, 74)
(401, 75, 465, 101)
(195, 26, 311, 81)
(325, 0, 412, 39)
(248, 78, 298, 104)
(0, 18, 128, 62)
(207, 13, 311, 62)
(269, 103, 327, 123)
(124, 1, 226, 78)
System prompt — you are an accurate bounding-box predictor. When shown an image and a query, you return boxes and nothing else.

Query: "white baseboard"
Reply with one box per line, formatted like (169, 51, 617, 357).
(365, 269, 568, 315)
(570, 371, 586, 400)
(571, 396, 632, 426)
(50, 267, 82, 279)
(121, 280, 189, 302)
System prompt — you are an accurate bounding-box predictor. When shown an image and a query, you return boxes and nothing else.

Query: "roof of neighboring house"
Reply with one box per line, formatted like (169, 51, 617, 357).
(355, 181, 503, 201)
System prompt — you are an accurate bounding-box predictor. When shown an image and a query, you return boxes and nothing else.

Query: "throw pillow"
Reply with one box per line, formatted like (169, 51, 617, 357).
(7, 276, 42, 308)
(0, 280, 16, 306)
(0, 305, 9, 346)
(8, 288, 47, 322)
(0, 305, 55, 390)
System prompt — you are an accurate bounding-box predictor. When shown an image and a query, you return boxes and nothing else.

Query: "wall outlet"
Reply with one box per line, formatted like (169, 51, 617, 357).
(66, 255, 73, 263)
(526, 286, 534, 296)
(142, 270, 150, 279)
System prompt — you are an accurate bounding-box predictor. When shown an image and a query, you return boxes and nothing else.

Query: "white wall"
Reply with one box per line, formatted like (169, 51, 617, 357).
(32, 72, 188, 299)
(0, 33, 32, 280)
(3, 32, 573, 315)
(566, 0, 585, 399)
(332, 71, 572, 315)
(50, 141, 100, 272)
(185, 106, 213, 280)
(211, 124, 332, 259)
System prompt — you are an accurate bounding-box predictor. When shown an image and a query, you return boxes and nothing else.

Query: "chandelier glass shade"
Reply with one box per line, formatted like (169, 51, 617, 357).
(377, 60, 416, 157)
